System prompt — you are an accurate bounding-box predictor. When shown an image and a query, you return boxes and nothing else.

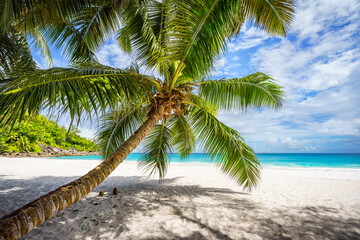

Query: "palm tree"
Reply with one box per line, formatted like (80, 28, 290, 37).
(0, 0, 295, 239)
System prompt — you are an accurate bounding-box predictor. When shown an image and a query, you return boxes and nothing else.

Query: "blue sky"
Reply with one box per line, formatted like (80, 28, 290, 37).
(32, 0, 360, 153)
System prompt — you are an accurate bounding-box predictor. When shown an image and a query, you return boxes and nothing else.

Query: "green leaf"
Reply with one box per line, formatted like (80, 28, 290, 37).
(0, 30, 36, 74)
(168, 115, 195, 158)
(199, 72, 284, 112)
(0, 65, 154, 129)
(189, 105, 261, 191)
(138, 121, 172, 179)
(117, 0, 167, 71)
(43, 21, 97, 62)
(96, 103, 148, 158)
(187, 94, 218, 116)
(29, 27, 52, 67)
(1, 0, 127, 64)
(241, 0, 295, 36)
(72, 2, 122, 52)
(166, 0, 241, 82)
(0, 0, 92, 32)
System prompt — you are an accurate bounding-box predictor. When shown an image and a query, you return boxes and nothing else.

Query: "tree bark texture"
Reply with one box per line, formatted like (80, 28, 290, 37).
(0, 107, 163, 240)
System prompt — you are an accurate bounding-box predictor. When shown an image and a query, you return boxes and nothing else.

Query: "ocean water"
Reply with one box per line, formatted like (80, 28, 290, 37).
(55, 153, 360, 168)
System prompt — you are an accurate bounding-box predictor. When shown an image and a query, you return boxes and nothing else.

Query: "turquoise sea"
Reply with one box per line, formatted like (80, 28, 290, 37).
(55, 153, 360, 168)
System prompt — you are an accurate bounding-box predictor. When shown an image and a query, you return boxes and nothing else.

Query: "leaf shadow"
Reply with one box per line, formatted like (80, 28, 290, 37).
(0, 175, 359, 240)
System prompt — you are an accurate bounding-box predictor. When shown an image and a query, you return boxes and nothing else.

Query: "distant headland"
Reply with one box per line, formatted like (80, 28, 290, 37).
(0, 115, 99, 157)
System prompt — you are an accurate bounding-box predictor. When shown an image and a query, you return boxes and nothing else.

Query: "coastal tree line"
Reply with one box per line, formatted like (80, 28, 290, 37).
(0, 115, 98, 154)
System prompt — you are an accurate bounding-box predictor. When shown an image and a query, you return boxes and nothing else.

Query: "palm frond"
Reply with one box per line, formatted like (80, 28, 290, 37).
(0, 30, 36, 74)
(0, 65, 154, 130)
(0, 0, 26, 31)
(242, 0, 295, 36)
(187, 93, 218, 116)
(43, 22, 97, 62)
(1, 0, 128, 64)
(168, 115, 195, 158)
(73, 1, 122, 51)
(198, 72, 284, 112)
(226, 3, 246, 37)
(138, 120, 172, 179)
(189, 104, 261, 190)
(96, 103, 148, 158)
(116, 0, 167, 71)
(29, 27, 52, 67)
(166, 0, 242, 82)
(1, 0, 92, 33)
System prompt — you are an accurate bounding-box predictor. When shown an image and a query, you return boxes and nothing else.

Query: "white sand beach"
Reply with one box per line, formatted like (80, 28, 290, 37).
(1, 157, 360, 240)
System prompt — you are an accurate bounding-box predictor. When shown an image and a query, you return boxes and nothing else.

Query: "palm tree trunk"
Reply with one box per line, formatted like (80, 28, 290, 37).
(0, 107, 164, 240)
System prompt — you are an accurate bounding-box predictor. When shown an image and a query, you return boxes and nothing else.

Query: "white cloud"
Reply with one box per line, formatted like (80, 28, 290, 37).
(78, 127, 97, 140)
(96, 39, 132, 68)
(211, 57, 242, 78)
(292, 0, 360, 41)
(95, 39, 162, 79)
(270, 137, 310, 150)
(52, 58, 67, 68)
(215, 57, 226, 69)
(228, 24, 274, 52)
(33, 48, 68, 69)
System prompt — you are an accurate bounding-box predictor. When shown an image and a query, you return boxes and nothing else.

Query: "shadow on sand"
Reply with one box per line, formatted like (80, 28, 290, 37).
(0, 175, 359, 240)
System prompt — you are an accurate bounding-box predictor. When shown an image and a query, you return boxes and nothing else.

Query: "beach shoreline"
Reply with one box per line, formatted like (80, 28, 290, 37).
(0, 151, 101, 158)
(1, 157, 360, 239)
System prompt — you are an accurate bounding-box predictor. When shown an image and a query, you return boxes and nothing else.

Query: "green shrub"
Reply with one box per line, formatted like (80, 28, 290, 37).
(0, 115, 99, 153)
(30, 144, 42, 153)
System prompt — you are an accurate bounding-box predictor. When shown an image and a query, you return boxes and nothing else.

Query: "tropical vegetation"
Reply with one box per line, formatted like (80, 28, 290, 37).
(0, 0, 295, 239)
(0, 115, 98, 153)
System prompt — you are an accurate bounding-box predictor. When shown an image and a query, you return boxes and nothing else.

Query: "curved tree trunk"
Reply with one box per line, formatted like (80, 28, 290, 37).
(0, 107, 164, 240)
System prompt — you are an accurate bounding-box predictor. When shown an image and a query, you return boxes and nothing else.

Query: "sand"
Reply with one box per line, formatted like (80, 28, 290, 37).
(0, 157, 360, 240)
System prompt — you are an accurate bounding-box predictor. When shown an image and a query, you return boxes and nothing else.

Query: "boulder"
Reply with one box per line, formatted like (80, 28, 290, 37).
(52, 147, 61, 153)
